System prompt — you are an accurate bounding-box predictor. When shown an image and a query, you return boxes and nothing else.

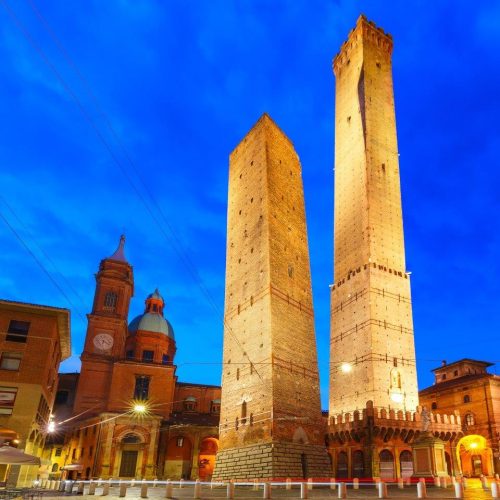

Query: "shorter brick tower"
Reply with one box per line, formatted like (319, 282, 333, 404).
(213, 114, 331, 480)
(74, 235, 134, 414)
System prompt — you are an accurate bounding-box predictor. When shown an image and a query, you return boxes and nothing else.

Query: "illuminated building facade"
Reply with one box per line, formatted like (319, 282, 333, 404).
(49, 237, 221, 480)
(0, 299, 70, 486)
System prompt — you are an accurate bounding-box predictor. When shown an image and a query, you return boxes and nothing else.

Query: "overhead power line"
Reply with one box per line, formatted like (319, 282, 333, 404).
(1, 0, 262, 381)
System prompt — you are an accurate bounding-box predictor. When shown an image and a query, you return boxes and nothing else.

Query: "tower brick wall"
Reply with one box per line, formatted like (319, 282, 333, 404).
(330, 16, 418, 415)
(213, 114, 330, 479)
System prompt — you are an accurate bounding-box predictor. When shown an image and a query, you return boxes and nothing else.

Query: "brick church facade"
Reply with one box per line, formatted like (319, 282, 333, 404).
(47, 237, 221, 480)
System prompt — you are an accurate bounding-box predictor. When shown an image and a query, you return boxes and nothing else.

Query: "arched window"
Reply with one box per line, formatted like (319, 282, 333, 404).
(241, 401, 247, 424)
(465, 413, 475, 426)
(184, 397, 197, 411)
(431, 402, 437, 410)
(400, 450, 413, 478)
(353, 450, 364, 478)
(463, 394, 471, 403)
(211, 399, 220, 414)
(104, 291, 118, 311)
(379, 450, 395, 479)
(336, 451, 348, 478)
(52, 463, 58, 472)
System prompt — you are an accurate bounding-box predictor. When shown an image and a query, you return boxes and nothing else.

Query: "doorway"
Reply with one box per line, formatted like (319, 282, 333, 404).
(471, 455, 483, 476)
(119, 451, 138, 477)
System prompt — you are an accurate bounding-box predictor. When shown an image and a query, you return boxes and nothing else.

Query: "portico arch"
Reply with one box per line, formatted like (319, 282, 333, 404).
(456, 435, 493, 477)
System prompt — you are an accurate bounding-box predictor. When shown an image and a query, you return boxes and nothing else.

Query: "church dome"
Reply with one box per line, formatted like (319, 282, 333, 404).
(128, 289, 175, 339)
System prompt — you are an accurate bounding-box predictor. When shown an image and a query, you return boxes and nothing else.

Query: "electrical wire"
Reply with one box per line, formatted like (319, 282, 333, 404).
(1, 0, 262, 382)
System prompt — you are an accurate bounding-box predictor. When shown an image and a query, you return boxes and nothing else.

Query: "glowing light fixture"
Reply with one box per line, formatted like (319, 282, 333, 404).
(469, 442, 478, 449)
(340, 362, 352, 373)
(47, 421, 56, 433)
(133, 403, 147, 414)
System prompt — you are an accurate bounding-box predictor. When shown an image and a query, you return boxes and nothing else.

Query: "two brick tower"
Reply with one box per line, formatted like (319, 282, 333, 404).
(214, 15, 419, 479)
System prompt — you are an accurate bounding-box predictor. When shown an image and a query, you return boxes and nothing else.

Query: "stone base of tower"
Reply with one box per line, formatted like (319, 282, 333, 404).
(212, 442, 332, 480)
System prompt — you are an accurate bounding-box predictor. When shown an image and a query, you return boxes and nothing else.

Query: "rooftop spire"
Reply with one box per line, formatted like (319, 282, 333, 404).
(108, 234, 127, 262)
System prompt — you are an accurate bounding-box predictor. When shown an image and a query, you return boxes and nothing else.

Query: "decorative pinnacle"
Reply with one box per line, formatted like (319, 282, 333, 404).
(109, 234, 127, 262)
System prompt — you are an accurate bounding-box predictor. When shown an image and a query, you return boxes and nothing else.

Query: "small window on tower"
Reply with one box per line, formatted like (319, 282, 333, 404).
(142, 351, 154, 363)
(162, 354, 170, 365)
(126, 350, 134, 360)
(134, 376, 150, 400)
(103, 292, 118, 312)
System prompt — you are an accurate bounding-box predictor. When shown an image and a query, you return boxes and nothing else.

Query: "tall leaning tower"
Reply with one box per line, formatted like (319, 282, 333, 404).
(330, 15, 419, 415)
(213, 114, 331, 480)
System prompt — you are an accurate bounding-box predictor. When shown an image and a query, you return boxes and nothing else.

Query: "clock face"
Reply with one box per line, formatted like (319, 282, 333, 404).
(93, 333, 114, 351)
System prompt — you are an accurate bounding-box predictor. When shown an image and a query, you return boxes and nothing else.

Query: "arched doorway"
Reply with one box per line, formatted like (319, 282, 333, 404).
(400, 450, 413, 478)
(456, 435, 492, 477)
(379, 450, 395, 480)
(352, 450, 364, 478)
(336, 451, 348, 478)
(165, 436, 192, 479)
(198, 437, 218, 480)
(119, 434, 142, 478)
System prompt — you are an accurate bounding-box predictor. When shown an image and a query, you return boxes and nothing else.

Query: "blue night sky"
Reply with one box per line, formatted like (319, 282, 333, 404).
(1, 1, 499, 409)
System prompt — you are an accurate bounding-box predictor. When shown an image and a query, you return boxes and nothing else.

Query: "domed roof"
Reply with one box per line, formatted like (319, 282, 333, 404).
(128, 313, 175, 339)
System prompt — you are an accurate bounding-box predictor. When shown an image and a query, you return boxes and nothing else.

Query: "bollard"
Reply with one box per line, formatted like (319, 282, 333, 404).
(102, 483, 110, 496)
(226, 482, 234, 499)
(166, 480, 173, 499)
(417, 481, 427, 498)
(140, 482, 148, 498)
(442, 476, 449, 488)
(353, 478, 359, 490)
(398, 478, 404, 489)
(330, 478, 336, 490)
(119, 483, 127, 497)
(108, 478, 113, 486)
(154, 479, 158, 488)
(194, 479, 201, 499)
(263, 482, 271, 499)
(300, 482, 308, 499)
(378, 481, 388, 499)
(97, 478, 103, 487)
(374, 477, 381, 489)
(78, 482, 84, 494)
(307, 478, 313, 490)
(131, 479, 136, 487)
(454, 481, 463, 498)
(48, 480, 54, 489)
(491, 482, 499, 499)
(55, 480, 60, 490)
(89, 481, 96, 495)
(286, 478, 291, 491)
(481, 475, 488, 490)
(338, 482, 347, 499)
(65, 481, 73, 493)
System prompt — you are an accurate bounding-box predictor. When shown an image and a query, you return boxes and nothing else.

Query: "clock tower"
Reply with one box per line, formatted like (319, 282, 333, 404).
(74, 235, 134, 413)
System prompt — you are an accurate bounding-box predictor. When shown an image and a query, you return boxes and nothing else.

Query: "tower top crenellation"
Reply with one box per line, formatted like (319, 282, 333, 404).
(333, 14, 393, 75)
